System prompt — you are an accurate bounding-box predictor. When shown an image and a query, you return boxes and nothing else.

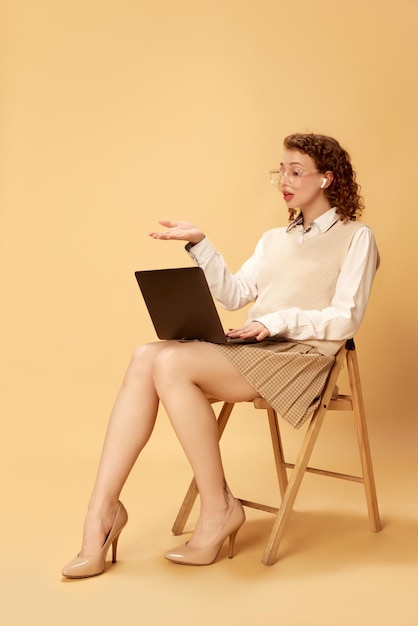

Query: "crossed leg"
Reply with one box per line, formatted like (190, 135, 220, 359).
(78, 340, 260, 557)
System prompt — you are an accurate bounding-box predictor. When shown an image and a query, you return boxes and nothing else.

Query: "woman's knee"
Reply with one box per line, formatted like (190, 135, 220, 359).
(126, 342, 164, 377)
(152, 342, 189, 387)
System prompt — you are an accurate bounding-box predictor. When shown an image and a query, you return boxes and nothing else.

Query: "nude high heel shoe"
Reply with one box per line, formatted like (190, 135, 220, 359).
(62, 501, 128, 579)
(164, 498, 245, 566)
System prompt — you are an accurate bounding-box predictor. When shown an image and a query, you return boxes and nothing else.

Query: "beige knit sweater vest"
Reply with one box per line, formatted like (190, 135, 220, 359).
(247, 219, 363, 356)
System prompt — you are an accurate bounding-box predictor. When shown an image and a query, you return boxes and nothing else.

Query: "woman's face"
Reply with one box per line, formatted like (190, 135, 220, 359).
(279, 149, 326, 212)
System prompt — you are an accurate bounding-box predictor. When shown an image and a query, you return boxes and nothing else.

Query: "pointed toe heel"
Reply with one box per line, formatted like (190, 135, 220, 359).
(62, 501, 128, 579)
(164, 498, 245, 566)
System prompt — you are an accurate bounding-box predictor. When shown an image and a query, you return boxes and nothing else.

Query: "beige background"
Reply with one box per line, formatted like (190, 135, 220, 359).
(1, 0, 417, 624)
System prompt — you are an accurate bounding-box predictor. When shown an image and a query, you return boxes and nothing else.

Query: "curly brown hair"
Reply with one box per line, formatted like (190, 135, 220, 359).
(283, 133, 364, 222)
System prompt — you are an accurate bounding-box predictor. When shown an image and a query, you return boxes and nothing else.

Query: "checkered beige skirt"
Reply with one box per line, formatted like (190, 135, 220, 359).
(214, 341, 334, 429)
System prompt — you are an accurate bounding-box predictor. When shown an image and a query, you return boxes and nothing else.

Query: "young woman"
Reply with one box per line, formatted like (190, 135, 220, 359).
(62, 133, 379, 577)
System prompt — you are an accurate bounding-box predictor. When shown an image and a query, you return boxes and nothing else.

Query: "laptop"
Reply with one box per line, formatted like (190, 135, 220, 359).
(135, 266, 257, 344)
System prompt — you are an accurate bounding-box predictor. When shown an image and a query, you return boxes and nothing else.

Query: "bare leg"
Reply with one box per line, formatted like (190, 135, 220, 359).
(77, 340, 259, 557)
(79, 341, 169, 557)
(153, 341, 260, 549)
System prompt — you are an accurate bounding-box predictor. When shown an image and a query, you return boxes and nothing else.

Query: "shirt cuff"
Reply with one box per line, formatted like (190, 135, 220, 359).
(185, 237, 217, 263)
(252, 313, 287, 338)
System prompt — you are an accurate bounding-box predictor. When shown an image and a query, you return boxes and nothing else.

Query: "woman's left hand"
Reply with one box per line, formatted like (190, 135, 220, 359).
(226, 321, 270, 342)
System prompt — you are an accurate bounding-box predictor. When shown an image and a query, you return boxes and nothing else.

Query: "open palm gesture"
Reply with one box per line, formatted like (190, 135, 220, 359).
(149, 220, 205, 244)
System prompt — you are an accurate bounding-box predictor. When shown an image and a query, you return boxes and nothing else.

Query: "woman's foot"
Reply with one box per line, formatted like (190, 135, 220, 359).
(79, 500, 121, 557)
(187, 494, 238, 550)
(62, 501, 128, 578)
(164, 497, 245, 565)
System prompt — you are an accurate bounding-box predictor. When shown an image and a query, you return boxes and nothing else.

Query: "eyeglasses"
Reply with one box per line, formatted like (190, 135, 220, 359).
(269, 168, 320, 187)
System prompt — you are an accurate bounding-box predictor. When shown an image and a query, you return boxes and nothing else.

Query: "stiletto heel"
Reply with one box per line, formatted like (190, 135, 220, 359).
(111, 534, 120, 563)
(164, 498, 245, 566)
(62, 501, 128, 579)
(228, 528, 239, 559)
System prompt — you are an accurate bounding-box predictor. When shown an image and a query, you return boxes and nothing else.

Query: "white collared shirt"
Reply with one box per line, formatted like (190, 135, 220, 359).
(186, 208, 379, 342)
(287, 208, 340, 242)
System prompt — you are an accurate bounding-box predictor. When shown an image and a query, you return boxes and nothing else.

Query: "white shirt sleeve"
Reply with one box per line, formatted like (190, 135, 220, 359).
(186, 236, 260, 308)
(187, 225, 379, 342)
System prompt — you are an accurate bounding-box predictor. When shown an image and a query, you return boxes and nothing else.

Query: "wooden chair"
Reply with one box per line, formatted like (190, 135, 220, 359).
(171, 339, 381, 566)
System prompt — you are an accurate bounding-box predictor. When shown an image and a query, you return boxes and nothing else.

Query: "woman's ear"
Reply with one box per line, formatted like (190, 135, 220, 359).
(322, 171, 334, 188)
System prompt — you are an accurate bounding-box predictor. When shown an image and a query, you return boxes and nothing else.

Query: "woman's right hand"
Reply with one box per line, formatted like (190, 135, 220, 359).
(148, 220, 205, 245)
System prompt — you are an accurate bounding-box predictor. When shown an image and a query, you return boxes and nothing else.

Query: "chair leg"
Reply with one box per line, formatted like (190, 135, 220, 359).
(171, 478, 199, 536)
(266, 406, 288, 498)
(171, 401, 235, 536)
(346, 349, 381, 532)
(262, 405, 328, 565)
(262, 346, 347, 565)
